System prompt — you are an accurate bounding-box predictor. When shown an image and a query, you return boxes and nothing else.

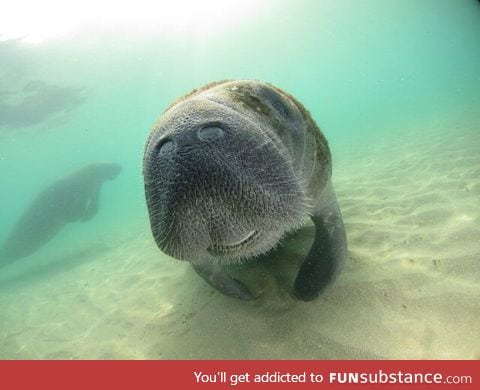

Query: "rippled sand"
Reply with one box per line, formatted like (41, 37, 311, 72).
(1, 112, 479, 359)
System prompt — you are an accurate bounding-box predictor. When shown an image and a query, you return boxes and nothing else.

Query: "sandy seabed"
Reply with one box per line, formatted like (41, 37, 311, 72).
(1, 112, 479, 359)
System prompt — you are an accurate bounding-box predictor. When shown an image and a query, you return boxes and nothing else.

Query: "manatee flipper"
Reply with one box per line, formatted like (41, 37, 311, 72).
(80, 190, 100, 222)
(192, 263, 255, 301)
(294, 185, 347, 301)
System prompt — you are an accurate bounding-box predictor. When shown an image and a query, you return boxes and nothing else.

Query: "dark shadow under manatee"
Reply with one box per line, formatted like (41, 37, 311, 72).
(0, 80, 86, 129)
(0, 163, 122, 267)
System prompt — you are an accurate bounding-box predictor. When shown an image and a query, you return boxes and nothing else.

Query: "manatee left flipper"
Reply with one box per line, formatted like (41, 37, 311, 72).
(192, 263, 255, 301)
(294, 185, 347, 301)
(80, 190, 100, 222)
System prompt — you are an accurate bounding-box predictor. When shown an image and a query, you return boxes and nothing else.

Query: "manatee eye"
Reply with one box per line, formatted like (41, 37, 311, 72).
(198, 126, 224, 141)
(156, 139, 176, 156)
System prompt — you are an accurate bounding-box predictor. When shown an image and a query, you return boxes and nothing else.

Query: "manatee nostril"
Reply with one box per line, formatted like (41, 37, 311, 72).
(198, 126, 224, 142)
(156, 139, 176, 157)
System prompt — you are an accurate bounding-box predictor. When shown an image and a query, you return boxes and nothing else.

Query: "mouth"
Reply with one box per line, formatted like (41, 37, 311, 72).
(208, 230, 258, 256)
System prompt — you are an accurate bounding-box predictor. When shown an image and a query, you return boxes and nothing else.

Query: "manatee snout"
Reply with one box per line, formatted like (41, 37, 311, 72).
(83, 163, 122, 181)
(143, 103, 309, 264)
(100, 163, 122, 180)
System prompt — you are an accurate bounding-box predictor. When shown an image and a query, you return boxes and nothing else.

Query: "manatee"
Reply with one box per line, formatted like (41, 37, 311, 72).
(143, 80, 347, 301)
(0, 80, 86, 130)
(0, 163, 122, 266)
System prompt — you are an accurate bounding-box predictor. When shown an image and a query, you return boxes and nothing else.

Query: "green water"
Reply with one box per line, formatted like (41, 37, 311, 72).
(0, 0, 479, 359)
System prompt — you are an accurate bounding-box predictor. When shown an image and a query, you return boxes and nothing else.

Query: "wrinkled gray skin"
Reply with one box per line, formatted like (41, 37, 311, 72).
(0, 163, 122, 266)
(143, 80, 347, 301)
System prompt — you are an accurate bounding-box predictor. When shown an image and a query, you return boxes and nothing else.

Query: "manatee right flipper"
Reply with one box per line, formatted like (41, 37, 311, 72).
(294, 185, 347, 301)
(192, 263, 255, 301)
(80, 190, 100, 222)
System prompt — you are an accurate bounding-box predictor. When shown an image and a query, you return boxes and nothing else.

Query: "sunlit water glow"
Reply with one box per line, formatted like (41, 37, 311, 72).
(0, 0, 267, 43)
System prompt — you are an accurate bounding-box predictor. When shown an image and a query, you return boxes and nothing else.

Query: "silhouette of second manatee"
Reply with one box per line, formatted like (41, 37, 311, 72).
(0, 163, 122, 266)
